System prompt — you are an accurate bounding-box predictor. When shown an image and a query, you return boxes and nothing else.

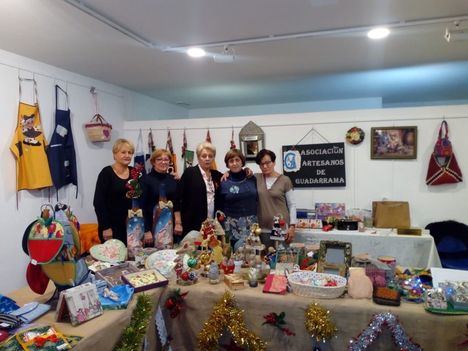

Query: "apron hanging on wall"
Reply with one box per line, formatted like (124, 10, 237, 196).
(10, 78, 53, 191)
(426, 120, 463, 186)
(134, 129, 146, 174)
(46, 85, 78, 196)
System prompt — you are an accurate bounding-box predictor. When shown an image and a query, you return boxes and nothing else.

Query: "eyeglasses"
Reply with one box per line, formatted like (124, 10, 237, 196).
(155, 158, 171, 163)
(260, 160, 273, 167)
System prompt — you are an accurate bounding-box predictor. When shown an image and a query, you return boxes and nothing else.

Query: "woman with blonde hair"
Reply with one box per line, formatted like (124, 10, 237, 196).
(140, 149, 181, 247)
(177, 142, 222, 240)
(93, 138, 135, 244)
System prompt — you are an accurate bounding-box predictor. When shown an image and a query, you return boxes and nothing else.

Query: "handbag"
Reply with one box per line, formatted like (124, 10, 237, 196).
(9, 302, 51, 323)
(426, 120, 463, 186)
(433, 121, 452, 157)
(372, 201, 410, 229)
(85, 114, 112, 142)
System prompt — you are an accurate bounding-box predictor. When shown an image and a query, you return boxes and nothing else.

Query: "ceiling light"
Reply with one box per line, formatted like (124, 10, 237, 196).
(187, 47, 206, 58)
(367, 27, 390, 39)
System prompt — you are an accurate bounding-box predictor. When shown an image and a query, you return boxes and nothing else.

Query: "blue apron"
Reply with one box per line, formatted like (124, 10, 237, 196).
(47, 85, 78, 196)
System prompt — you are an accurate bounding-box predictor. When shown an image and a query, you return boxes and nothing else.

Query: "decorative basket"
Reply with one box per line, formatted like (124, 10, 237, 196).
(85, 114, 112, 142)
(287, 271, 347, 299)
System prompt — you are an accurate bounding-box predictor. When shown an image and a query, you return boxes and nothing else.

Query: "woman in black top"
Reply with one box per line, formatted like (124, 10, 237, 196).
(93, 139, 134, 245)
(177, 142, 222, 240)
(140, 149, 182, 246)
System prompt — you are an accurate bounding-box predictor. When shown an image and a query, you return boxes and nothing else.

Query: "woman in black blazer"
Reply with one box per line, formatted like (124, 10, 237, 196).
(177, 142, 222, 242)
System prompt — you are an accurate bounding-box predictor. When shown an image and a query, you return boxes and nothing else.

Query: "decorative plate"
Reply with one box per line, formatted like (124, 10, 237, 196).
(145, 249, 178, 278)
(346, 126, 365, 145)
(90, 239, 127, 263)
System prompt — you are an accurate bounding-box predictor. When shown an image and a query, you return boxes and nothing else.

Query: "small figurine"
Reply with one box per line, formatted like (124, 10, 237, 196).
(248, 267, 258, 287)
(207, 262, 220, 284)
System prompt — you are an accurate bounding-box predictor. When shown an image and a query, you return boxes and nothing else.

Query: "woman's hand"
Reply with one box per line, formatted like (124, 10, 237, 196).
(174, 222, 183, 236)
(103, 228, 113, 241)
(144, 231, 154, 246)
(221, 171, 230, 182)
(286, 226, 295, 243)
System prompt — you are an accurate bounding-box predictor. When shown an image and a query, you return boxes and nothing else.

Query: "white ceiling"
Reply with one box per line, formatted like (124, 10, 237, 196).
(0, 0, 468, 109)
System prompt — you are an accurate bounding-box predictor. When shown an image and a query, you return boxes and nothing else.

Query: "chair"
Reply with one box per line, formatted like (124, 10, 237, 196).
(425, 220, 468, 270)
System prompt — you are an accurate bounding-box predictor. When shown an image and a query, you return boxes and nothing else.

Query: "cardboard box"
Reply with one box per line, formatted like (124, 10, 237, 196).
(224, 274, 246, 290)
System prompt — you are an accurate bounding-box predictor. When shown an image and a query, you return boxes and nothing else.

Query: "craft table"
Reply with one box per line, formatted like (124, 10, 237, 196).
(296, 228, 442, 268)
(6, 282, 166, 350)
(161, 279, 467, 351)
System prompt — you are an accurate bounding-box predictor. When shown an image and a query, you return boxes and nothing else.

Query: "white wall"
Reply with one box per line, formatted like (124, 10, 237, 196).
(124, 105, 468, 231)
(0, 48, 184, 293)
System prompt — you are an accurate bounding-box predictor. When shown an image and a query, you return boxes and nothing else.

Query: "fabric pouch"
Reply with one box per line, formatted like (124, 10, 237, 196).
(10, 302, 51, 323)
(262, 274, 288, 294)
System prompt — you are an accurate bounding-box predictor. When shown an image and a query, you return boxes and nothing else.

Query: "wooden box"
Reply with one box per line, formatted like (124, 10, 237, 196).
(397, 228, 422, 236)
(224, 274, 246, 290)
(95, 262, 139, 287)
(122, 269, 168, 292)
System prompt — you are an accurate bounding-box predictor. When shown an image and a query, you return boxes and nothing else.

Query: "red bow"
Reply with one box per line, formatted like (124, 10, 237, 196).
(34, 334, 59, 347)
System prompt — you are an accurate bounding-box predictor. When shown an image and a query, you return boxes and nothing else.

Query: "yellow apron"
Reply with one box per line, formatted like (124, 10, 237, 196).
(10, 79, 52, 190)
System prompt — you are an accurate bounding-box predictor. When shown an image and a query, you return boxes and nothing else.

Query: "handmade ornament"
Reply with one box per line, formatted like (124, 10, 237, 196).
(164, 288, 188, 318)
(305, 303, 337, 348)
(262, 312, 295, 336)
(207, 262, 220, 284)
(127, 209, 144, 258)
(197, 291, 266, 351)
(348, 312, 421, 351)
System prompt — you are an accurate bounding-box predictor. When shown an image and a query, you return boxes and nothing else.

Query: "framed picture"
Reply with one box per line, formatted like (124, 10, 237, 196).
(317, 240, 352, 277)
(239, 121, 265, 161)
(371, 126, 417, 159)
(240, 136, 264, 160)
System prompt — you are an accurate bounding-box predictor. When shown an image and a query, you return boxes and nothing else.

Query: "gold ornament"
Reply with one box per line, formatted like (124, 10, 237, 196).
(304, 303, 337, 343)
(197, 291, 266, 351)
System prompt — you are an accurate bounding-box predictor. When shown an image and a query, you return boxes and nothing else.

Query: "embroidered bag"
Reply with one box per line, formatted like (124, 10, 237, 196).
(426, 121, 463, 186)
(433, 121, 452, 157)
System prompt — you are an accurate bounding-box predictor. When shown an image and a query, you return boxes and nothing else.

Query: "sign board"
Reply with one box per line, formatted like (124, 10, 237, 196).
(282, 143, 346, 188)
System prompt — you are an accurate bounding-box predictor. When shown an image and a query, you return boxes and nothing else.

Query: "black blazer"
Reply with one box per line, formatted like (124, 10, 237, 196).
(177, 166, 222, 235)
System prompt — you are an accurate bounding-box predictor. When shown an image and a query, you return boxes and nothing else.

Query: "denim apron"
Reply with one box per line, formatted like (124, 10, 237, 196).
(47, 85, 78, 196)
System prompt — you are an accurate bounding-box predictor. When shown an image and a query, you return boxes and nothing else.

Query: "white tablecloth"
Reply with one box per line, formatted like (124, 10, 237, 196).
(296, 228, 442, 268)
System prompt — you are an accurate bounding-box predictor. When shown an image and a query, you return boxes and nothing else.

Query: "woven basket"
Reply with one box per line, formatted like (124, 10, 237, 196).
(85, 114, 112, 142)
(288, 271, 347, 299)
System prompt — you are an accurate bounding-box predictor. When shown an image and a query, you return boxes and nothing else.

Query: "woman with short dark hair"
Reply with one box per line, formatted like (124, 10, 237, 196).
(217, 149, 257, 250)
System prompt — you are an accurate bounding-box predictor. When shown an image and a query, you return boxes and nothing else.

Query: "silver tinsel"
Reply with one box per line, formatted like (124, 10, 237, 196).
(348, 312, 422, 351)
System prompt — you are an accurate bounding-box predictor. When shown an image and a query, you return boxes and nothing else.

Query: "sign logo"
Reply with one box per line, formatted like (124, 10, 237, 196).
(283, 149, 301, 172)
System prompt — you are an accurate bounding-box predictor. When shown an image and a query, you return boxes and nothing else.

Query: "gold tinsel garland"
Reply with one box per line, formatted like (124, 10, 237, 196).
(304, 303, 338, 343)
(197, 291, 266, 351)
(113, 294, 153, 351)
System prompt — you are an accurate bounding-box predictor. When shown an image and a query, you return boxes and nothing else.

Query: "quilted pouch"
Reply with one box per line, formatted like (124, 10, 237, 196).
(10, 302, 51, 323)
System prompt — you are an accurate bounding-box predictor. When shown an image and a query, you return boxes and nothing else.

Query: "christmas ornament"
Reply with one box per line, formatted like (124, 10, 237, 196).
(348, 312, 421, 351)
(197, 291, 266, 351)
(164, 288, 188, 318)
(304, 303, 337, 346)
(262, 312, 295, 336)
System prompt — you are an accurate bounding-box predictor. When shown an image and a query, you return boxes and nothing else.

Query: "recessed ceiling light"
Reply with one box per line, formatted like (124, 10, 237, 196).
(367, 27, 390, 39)
(186, 47, 206, 58)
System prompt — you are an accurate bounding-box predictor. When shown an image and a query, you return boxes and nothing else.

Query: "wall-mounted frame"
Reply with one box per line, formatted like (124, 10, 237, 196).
(317, 240, 352, 277)
(239, 121, 265, 161)
(371, 126, 417, 159)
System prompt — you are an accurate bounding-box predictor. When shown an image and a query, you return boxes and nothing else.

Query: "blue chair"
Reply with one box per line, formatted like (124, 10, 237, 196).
(425, 220, 468, 270)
